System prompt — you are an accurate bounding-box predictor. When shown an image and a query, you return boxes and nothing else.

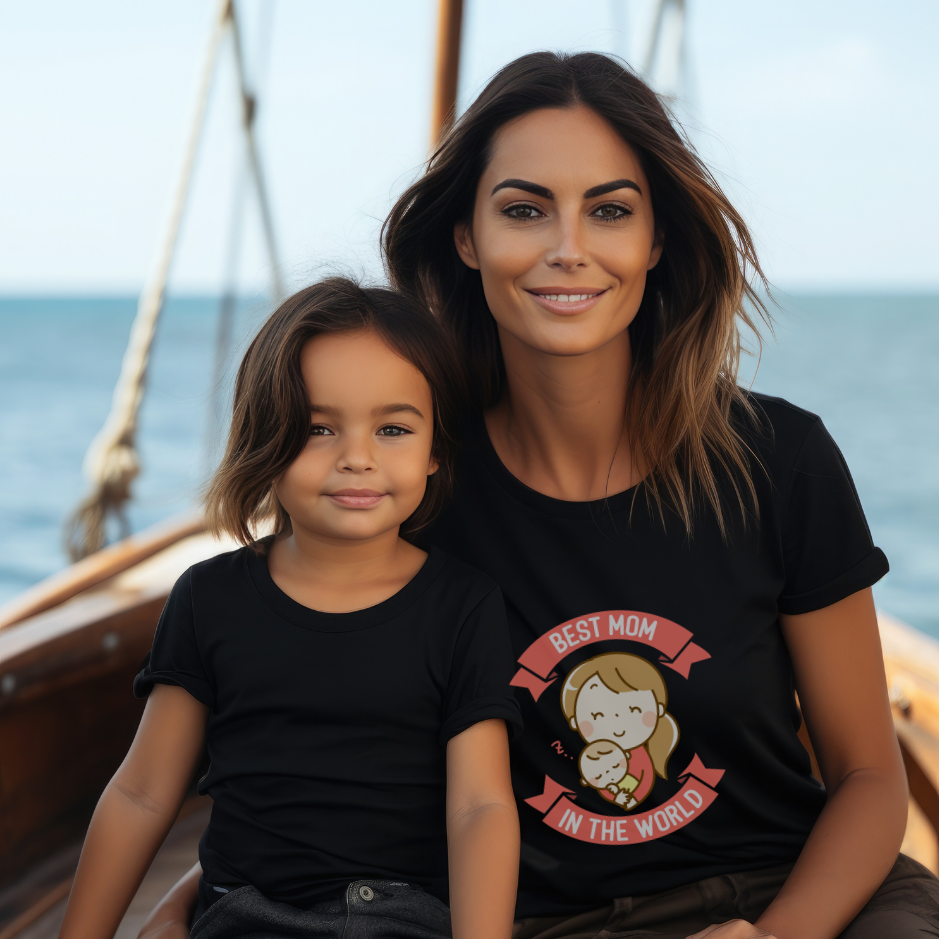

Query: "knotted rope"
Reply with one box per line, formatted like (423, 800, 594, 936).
(65, 0, 231, 561)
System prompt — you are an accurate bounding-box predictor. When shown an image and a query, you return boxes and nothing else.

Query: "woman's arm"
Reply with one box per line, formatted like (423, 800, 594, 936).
(59, 684, 208, 939)
(754, 587, 907, 939)
(447, 718, 520, 939)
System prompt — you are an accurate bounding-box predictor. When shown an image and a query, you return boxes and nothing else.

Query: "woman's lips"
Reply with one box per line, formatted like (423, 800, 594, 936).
(525, 287, 608, 315)
(328, 489, 387, 508)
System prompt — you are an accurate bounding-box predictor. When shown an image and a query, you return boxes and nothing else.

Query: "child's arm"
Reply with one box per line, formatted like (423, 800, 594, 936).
(446, 718, 519, 939)
(59, 684, 208, 939)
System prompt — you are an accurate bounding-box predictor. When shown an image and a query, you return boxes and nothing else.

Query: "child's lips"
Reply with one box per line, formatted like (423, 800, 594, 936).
(328, 489, 387, 508)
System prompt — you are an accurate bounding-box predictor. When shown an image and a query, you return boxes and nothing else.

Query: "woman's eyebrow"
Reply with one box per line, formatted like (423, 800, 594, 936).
(583, 179, 642, 198)
(491, 178, 554, 199)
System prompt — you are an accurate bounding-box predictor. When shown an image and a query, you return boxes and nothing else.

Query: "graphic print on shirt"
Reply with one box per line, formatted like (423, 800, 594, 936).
(564, 653, 679, 812)
(511, 610, 724, 846)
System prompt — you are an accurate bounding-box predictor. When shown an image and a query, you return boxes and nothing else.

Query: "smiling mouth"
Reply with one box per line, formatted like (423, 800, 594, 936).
(525, 288, 608, 315)
(527, 289, 605, 302)
(328, 489, 387, 508)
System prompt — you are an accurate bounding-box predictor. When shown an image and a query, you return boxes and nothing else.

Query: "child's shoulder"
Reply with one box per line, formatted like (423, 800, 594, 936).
(179, 542, 259, 591)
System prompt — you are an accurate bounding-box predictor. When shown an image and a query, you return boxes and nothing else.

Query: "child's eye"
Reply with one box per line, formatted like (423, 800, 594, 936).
(503, 203, 544, 220)
(309, 425, 334, 436)
(378, 425, 411, 437)
(591, 203, 631, 222)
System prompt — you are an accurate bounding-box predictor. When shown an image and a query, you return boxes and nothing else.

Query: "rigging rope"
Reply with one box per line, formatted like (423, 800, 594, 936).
(65, 0, 232, 561)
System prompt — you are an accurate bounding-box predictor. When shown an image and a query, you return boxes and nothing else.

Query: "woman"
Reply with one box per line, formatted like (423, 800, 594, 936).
(141, 53, 939, 938)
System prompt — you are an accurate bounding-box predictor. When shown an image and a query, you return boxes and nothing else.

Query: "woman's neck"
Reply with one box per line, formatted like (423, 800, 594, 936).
(485, 326, 638, 502)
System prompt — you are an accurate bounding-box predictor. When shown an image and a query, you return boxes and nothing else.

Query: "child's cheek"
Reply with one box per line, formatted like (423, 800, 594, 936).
(642, 711, 657, 728)
(617, 758, 626, 768)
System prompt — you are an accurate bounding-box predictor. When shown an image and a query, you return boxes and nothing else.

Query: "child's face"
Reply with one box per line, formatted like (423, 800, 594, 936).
(275, 329, 438, 544)
(581, 744, 628, 790)
(572, 676, 663, 749)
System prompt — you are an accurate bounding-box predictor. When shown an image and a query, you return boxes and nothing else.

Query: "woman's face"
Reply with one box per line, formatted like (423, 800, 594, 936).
(454, 106, 663, 358)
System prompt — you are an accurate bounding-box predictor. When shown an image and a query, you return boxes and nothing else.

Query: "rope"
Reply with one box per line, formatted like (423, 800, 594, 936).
(65, 0, 232, 561)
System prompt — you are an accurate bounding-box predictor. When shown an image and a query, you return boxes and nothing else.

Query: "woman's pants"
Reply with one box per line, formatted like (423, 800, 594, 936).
(512, 853, 939, 939)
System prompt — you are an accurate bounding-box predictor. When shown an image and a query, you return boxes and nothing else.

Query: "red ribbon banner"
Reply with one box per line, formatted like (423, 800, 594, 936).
(511, 609, 710, 701)
(525, 755, 724, 846)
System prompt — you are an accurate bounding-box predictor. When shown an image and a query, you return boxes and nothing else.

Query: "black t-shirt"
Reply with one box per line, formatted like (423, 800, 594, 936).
(419, 393, 888, 917)
(134, 544, 521, 908)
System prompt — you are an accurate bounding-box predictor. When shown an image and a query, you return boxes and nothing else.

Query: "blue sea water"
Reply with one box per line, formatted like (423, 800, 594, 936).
(1, 294, 938, 638)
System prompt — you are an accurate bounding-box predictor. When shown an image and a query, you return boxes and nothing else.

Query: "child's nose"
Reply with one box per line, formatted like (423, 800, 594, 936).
(338, 434, 377, 472)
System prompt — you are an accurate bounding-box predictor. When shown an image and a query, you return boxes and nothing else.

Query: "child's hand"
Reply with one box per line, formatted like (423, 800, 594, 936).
(606, 784, 619, 794)
(136, 860, 202, 939)
(138, 920, 190, 939)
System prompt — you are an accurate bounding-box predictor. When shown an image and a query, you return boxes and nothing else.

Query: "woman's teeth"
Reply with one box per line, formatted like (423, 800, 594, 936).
(541, 294, 595, 302)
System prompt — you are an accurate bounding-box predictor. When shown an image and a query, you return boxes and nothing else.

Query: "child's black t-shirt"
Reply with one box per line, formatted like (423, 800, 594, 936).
(134, 545, 522, 908)
(418, 393, 889, 917)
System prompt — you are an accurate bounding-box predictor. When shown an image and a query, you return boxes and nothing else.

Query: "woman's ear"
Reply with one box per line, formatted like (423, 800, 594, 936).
(454, 221, 481, 270)
(427, 455, 439, 476)
(647, 228, 665, 271)
(570, 717, 578, 730)
(657, 702, 665, 717)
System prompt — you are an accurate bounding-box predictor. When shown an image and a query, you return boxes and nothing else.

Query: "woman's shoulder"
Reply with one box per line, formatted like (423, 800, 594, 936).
(428, 546, 502, 608)
(735, 390, 837, 479)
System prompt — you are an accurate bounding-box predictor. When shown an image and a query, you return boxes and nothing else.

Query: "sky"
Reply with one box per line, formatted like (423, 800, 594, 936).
(0, 0, 936, 295)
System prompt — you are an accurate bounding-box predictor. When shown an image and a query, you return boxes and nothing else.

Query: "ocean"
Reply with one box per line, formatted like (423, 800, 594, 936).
(1, 293, 938, 638)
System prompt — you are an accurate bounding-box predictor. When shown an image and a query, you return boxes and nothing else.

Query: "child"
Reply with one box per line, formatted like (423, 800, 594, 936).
(578, 740, 640, 810)
(59, 279, 522, 939)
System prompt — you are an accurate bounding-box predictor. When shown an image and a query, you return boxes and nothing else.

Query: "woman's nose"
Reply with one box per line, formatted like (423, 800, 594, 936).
(544, 215, 588, 271)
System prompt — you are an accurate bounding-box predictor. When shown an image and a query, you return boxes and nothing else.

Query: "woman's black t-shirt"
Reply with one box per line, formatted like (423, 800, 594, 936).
(134, 545, 521, 908)
(419, 393, 888, 917)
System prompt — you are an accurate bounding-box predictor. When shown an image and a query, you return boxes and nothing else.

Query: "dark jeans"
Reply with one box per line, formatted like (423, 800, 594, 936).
(190, 880, 451, 939)
(512, 853, 939, 939)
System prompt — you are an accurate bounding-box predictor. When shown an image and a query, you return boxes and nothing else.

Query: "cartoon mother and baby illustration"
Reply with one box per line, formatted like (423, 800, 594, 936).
(562, 652, 680, 812)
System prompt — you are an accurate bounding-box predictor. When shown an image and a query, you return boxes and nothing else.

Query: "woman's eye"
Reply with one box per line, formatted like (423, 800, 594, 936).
(378, 425, 410, 437)
(629, 706, 641, 713)
(503, 203, 543, 220)
(309, 425, 333, 436)
(592, 203, 630, 221)
(591, 711, 604, 720)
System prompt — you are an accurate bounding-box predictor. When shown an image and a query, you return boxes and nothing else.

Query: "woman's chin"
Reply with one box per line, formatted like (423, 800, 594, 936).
(497, 317, 634, 360)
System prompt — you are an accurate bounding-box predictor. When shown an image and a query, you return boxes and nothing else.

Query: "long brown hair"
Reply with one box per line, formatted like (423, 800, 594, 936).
(383, 52, 770, 533)
(205, 278, 462, 547)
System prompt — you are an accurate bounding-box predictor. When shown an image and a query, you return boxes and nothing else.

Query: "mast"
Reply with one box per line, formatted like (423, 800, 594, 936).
(430, 0, 464, 147)
(642, 0, 686, 96)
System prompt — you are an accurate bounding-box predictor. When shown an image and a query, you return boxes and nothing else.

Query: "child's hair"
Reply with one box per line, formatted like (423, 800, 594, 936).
(579, 740, 627, 789)
(205, 277, 464, 547)
(561, 653, 679, 779)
